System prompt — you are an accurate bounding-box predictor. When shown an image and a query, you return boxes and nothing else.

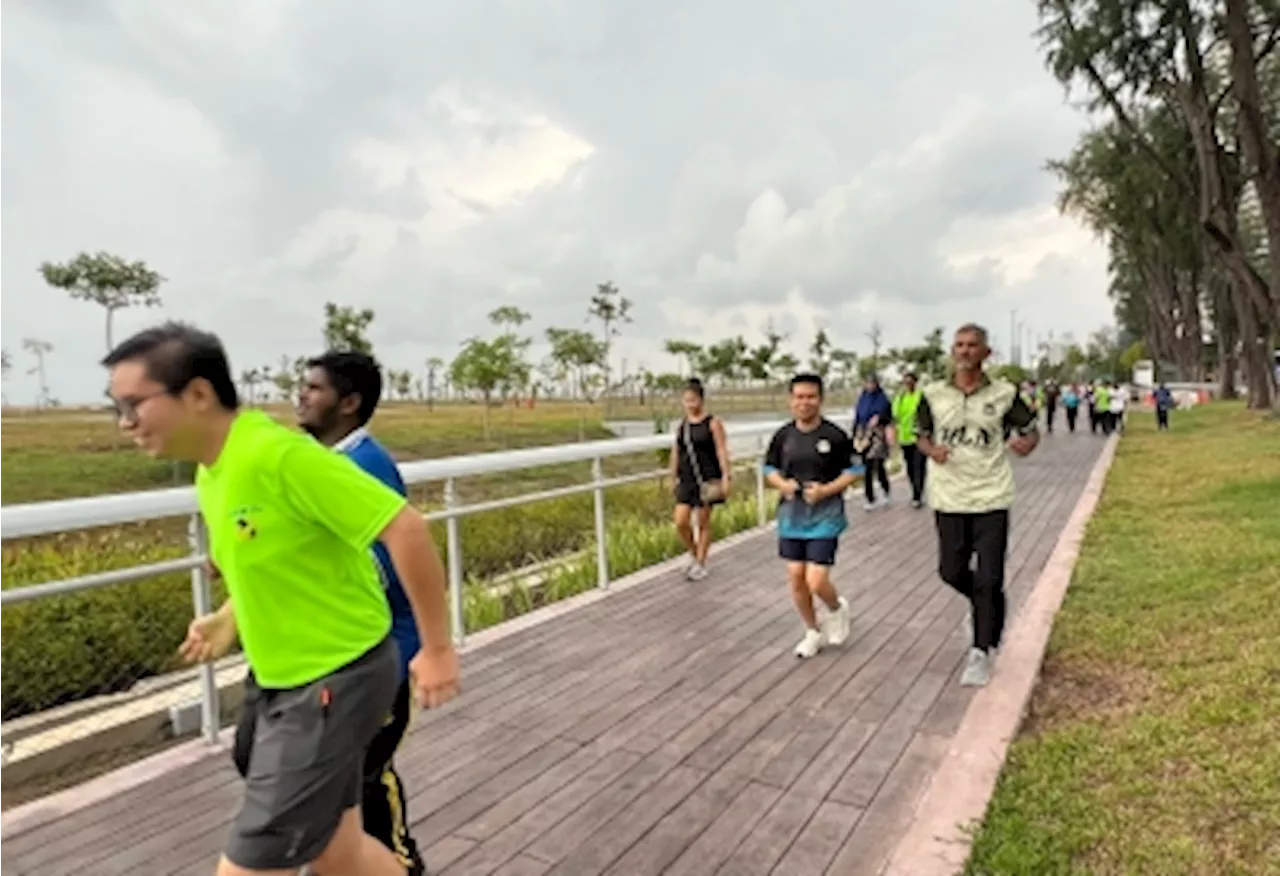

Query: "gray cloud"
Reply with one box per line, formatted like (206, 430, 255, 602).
(2, 0, 1110, 405)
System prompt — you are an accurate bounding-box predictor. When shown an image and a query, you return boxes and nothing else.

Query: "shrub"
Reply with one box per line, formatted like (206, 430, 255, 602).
(0, 534, 222, 720)
(459, 489, 776, 635)
(0, 472, 768, 720)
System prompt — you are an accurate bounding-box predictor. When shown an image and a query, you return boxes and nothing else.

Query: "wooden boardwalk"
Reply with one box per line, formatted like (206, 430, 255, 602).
(1, 434, 1105, 876)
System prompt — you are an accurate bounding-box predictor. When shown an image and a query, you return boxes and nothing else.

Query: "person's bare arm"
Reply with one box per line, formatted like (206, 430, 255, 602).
(1008, 431, 1040, 456)
(202, 564, 235, 622)
(710, 417, 732, 487)
(806, 431, 859, 502)
(1004, 395, 1041, 457)
(762, 429, 797, 497)
(379, 506, 452, 654)
(765, 470, 798, 496)
(815, 471, 857, 500)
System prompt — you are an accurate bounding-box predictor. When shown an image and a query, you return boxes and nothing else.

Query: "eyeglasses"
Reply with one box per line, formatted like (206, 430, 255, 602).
(107, 389, 170, 424)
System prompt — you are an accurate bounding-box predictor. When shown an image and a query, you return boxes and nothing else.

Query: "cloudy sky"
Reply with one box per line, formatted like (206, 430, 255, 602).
(2, 0, 1110, 406)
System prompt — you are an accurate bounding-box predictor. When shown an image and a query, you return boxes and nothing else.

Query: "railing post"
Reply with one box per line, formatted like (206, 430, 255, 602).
(443, 478, 465, 647)
(592, 456, 609, 588)
(755, 434, 767, 527)
(187, 514, 220, 744)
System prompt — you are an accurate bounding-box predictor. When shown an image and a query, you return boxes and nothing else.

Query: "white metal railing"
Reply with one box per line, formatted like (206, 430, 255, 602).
(0, 421, 781, 744)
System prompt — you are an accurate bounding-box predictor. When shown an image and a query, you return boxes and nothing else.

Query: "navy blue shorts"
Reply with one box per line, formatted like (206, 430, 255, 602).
(778, 537, 839, 566)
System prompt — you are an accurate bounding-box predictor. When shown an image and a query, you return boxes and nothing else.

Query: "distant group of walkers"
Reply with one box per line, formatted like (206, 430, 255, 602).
(1019, 378, 1127, 434)
(1014, 378, 1175, 437)
(669, 323, 1039, 685)
(668, 328, 1186, 688)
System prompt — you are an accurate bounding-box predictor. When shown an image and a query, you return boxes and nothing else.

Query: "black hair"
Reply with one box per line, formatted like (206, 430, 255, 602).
(789, 372, 824, 397)
(684, 377, 705, 399)
(102, 321, 239, 409)
(306, 349, 383, 427)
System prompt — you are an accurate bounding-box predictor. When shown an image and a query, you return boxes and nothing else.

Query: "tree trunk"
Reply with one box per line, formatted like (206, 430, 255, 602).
(1177, 264, 1205, 380)
(1215, 272, 1241, 399)
(1218, 344, 1239, 400)
(1232, 280, 1274, 409)
(105, 307, 116, 353)
(1222, 0, 1280, 289)
(1173, 29, 1280, 330)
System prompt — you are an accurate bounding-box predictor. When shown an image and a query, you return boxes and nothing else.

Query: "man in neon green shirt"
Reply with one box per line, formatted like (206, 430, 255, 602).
(103, 322, 458, 876)
(1095, 383, 1113, 434)
(891, 372, 926, 508)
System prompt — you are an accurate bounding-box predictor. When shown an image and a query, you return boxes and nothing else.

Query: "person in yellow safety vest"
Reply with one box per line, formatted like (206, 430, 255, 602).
(1020, 381, 1039, 414)
(1094, 382, 1113, 434)
(891, 373, 926, 508)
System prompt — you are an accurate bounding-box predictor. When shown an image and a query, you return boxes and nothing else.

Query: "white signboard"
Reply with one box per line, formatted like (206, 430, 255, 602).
(1132, 359, 1155, 389)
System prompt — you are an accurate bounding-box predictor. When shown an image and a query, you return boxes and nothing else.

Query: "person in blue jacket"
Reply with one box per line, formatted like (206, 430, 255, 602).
(1154, 383, 1175, 431)
(852, 374, 894, 509)
(231, 350, 425, 875)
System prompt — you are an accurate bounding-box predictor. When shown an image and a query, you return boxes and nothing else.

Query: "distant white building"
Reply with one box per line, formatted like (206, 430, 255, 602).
(1040, 334, 1076, 367)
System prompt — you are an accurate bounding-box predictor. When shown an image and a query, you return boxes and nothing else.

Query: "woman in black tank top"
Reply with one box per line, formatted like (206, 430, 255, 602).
(670, 378, 731, 580)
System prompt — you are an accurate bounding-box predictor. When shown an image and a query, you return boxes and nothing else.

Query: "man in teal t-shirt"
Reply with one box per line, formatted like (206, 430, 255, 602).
(103, 321, 457, 876)
(763, 373, 862, 659)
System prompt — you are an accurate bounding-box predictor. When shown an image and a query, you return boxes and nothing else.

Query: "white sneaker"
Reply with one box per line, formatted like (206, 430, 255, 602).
(687, 563, 708, 581)
(794, 628, 826, 659)
(878, 495, 891, 508)
(863, 499, 877, 511)
(960, 647, 991, 687)
(823, 597, 851, 646)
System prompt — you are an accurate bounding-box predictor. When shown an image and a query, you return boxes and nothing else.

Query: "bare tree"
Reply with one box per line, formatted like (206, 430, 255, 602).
(22, 338, 54, 409)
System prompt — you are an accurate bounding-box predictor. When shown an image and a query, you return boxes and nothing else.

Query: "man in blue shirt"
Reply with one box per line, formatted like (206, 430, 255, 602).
(232, 350, 424, 875)
(1154, 383, 1174, 431)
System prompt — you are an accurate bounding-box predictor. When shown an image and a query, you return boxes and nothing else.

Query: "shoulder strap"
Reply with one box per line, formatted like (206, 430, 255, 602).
(682, 419, 705, 488)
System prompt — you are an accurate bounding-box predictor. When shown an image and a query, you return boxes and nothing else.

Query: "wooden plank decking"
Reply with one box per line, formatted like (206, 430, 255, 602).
(1, 433, 1105, 876)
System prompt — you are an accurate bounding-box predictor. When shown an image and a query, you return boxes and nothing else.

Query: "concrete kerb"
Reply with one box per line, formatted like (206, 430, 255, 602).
(880, 433, 1119, 876)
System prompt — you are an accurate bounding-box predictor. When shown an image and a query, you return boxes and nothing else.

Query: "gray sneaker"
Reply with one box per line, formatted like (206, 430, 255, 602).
(960, 647, 991, 687)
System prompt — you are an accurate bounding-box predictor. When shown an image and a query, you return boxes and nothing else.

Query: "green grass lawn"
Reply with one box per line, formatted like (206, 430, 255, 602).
(0, 401, 623, 504)
(967, 403, 1280, 876)
(0, 393, 816, 504)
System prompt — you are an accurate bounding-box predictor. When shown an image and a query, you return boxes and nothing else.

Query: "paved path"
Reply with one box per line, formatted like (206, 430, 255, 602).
(0, 434, 1105, 876)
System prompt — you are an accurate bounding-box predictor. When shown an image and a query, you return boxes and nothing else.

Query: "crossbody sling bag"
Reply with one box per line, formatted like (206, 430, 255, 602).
(682, 417, 725, 503)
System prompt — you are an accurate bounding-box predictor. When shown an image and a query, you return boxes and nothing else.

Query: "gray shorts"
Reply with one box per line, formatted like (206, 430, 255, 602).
(225, 637, 400, 870)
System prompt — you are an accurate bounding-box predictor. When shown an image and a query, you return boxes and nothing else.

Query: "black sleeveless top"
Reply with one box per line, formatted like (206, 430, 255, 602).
(677, 416, 723, 485)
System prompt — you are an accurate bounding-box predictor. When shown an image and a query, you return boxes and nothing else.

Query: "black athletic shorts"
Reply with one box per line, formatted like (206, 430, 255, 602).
(778, 537, 839, 566)
(225, 636, 399, 870)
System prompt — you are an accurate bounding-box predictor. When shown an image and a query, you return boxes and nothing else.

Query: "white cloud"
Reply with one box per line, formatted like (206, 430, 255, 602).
(1, 0, 1110, 405)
